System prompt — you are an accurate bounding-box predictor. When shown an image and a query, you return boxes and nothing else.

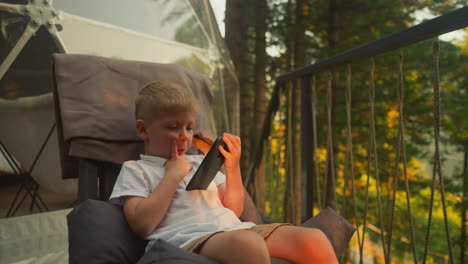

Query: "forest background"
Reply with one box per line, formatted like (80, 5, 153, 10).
(221, 0, 467, 263)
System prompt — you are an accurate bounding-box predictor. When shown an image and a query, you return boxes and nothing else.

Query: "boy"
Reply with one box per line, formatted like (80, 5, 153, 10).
(110, 80, 338, 264)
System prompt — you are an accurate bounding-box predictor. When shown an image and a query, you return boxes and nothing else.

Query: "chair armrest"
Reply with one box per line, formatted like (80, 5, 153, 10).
(67, 199, 147, 264)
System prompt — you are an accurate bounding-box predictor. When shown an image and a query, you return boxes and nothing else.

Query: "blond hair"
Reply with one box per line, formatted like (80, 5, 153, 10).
(135, 80, 197, 122)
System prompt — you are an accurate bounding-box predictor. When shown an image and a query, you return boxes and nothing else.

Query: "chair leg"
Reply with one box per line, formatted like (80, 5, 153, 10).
(6, 173, 49, 217)
(78, 159, 98, 203)
(98, 163, 119, 201)
(6, 178, 25, 217)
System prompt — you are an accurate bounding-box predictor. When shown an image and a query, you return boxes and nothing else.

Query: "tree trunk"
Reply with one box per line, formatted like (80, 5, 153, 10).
(461, 142, 467, 264)
(284, 84, 294, 224)
(327, 0, 340, 53)
(225, 0, 252, 182)
(292, 0, 306, 226)
(252, 0, 268, 212)
(324, 0, 340, 210)
(282, 0, 294, 224)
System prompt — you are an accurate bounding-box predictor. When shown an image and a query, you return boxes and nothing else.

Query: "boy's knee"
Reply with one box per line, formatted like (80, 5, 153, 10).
(228, 230, 266, 250)
(200, 230, 269, 264)
(299, 229, 337, 263)
(296, 228, 322, 242)
(227, 230, 269, 260)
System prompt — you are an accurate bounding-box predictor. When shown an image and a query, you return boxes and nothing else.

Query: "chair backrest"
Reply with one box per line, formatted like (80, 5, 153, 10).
(52, 53, 214, 179)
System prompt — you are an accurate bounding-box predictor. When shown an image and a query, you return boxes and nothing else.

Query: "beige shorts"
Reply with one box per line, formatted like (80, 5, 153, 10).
(182, 223, 290, 253)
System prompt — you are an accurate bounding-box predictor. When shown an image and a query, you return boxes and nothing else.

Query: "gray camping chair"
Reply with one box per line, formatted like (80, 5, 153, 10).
(52, 54, 355, 264)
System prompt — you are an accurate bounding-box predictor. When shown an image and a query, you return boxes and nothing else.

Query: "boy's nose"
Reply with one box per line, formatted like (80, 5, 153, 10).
(179, 129, 188, 141)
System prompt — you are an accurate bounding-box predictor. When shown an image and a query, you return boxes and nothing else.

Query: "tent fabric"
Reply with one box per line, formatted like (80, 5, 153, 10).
(53, 54, 215, 179)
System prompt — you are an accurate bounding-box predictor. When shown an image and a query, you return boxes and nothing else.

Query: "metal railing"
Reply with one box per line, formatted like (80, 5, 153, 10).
(245, 6, 468, 264)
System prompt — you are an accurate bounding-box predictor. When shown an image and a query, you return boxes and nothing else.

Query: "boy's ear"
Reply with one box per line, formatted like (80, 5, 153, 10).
(136, 119, 148, 140)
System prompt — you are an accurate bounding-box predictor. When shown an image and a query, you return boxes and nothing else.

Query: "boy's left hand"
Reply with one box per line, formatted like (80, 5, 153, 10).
(218, 133, 241, 170)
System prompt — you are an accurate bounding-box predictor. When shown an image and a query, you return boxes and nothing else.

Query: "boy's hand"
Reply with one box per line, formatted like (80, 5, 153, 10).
(165, 140, 192, 183)
(218, 133, 241, 170)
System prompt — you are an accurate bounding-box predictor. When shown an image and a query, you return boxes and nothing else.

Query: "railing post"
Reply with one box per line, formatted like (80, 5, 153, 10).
(301, 76, 314, 221)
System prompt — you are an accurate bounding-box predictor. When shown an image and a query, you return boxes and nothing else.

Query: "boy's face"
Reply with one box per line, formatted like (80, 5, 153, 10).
(136, 110, 195, 159)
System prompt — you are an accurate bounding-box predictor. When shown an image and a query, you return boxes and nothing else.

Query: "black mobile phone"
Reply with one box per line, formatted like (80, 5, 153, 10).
(186, 136, 227, 191)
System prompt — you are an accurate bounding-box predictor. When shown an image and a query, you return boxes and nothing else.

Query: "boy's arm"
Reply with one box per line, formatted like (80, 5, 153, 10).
(123, 175, 179, 238)
(123, 141, 192, 238)
(217, 133, 244, 217)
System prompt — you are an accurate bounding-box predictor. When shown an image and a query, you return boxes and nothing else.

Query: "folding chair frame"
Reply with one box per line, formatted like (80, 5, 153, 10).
(1, 123, 53, 217)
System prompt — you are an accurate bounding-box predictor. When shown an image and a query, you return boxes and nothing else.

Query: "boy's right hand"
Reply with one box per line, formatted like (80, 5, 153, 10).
(165, 140, 192, 183)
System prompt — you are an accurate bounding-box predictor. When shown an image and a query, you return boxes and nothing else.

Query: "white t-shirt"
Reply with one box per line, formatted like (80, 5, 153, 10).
(109, 154, 255, 250)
